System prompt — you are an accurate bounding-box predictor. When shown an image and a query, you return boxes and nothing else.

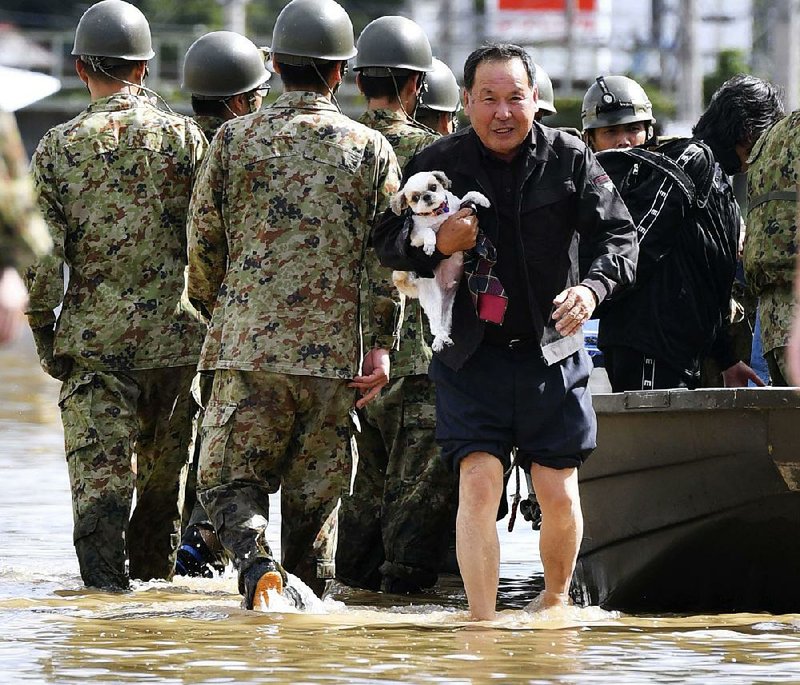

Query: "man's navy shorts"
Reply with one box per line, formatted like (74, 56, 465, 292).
(428, 343, 597, 472)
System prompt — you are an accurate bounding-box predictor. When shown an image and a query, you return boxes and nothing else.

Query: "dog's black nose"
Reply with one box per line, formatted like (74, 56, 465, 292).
(422, 193, 432, 203)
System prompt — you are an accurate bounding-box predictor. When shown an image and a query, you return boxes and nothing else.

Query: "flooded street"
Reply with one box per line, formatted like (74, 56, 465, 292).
(2, 330, 800, 684)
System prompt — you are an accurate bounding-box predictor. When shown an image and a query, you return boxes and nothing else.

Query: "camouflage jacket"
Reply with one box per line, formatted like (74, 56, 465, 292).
(187, 91, 400, 379)
(0, 111, 52, 270)
(357, 108, 438, 377)
(193, 114, 226, 143)
(26, 93, 207, 370)
(744, 113, 798, 352)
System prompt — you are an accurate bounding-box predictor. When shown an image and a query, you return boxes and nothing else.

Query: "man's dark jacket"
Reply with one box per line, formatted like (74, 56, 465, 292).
(372, 123, 639, 371)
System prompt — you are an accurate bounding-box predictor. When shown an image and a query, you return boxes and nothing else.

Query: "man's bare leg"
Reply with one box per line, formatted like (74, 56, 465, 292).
(529, 464, 582, 610)
(457, 452, 504, 620)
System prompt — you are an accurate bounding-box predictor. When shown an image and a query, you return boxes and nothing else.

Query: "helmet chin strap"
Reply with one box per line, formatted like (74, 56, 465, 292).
(312, 61, 344, 113)
(223, 100, 240, 118)
(392, 71, 437, 135)
(410, 72, 428, 120)
(221, 91, 261, 118)
(82, 56, 173, 113)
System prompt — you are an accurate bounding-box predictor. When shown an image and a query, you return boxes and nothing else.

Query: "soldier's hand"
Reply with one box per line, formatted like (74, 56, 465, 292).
(44, 355, 73, 382)
(350, 347, 390, 408)
(722, 360, 765, 388)
(0, 267, 28, 345)
(789, 303, 800, 386)
(435, 208, 478, 255)
(552, 285, 597, 337)
(31, 323, 73, 381)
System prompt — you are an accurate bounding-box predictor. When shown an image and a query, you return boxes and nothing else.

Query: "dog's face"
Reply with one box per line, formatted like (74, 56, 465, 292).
(390, 170, 452, 216)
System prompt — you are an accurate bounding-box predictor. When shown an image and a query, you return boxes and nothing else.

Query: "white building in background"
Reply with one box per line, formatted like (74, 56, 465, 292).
(409, 0, 751, 85)
(408, 0, 756, 127)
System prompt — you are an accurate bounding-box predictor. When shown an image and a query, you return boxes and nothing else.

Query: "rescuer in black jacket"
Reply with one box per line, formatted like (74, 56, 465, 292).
(589, 74, 784, 390)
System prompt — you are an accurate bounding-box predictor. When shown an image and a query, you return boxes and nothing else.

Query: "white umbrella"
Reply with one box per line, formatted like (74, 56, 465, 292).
(0, 65, 61, 112)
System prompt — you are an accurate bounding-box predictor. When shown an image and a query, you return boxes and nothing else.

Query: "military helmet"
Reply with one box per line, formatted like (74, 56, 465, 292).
(353, 16, 433, 76)
(418, 58, 461, 112)
(271, 0, 357, 65)
(72, 0, 154, 61)
(581, 75, 655, 131)
(182, 31, 270, 98)
(534, 63, 556, 115)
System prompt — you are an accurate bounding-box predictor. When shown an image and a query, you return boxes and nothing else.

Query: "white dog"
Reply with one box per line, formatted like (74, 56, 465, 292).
(390, 170, 491, 352)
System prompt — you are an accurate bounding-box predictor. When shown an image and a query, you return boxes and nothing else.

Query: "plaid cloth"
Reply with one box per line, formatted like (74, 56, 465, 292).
(462, 231, 508, 325)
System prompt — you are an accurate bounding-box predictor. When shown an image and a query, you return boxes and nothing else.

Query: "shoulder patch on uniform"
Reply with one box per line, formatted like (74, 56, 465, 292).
(592, 172, 614, 191)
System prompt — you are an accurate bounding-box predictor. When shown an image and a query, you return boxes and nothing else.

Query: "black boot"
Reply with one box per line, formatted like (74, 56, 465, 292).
(240, 558, 307, 611)
(175, 524, 226, 578)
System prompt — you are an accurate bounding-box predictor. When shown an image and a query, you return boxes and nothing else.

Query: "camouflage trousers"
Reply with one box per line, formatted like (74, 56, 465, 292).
(336, 374, 458, 592)
(58, 365, 196, 589)
(181, 371, 215, 531)
(196, 369, 353, 596)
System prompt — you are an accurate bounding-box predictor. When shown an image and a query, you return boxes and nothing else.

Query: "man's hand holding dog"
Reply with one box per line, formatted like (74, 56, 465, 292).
(350, 347, 391, 408)
(435, 208, 479, 255)
(552, 285, 597, 337)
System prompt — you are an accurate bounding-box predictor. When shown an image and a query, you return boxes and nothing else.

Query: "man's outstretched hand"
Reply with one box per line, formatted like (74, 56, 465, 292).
(350, 347, 391, 408)
(552, 285, 597, 337)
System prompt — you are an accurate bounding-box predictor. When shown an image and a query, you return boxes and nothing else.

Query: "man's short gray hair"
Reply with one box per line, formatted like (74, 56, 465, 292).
(463, 43, 536, 92)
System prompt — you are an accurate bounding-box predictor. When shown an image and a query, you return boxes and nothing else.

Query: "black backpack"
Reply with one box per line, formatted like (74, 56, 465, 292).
(594, 139, 716, 282)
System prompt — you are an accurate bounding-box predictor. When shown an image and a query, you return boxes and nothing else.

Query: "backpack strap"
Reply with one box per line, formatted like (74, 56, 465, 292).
(621, 147, 697, 205)
(623, 139, 718, 206)
(673, 139, 716, 208)
(600, 147, 698, 241)
(748, 189, 798, 213)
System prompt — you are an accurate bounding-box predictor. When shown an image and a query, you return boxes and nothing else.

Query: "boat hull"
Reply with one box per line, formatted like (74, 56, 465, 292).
(574, 388, 800, 613)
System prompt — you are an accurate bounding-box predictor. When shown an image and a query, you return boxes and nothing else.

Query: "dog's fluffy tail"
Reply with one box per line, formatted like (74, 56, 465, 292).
(392, 270, 419, 298)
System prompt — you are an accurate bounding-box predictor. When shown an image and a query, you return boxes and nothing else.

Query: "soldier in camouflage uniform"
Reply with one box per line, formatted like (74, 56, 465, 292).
(182, 30, 272, 143)
(744, 111, 797, 386)
(187, 0, 400, 609)
(335, 16, 458, 595)
(24, 0, 207, 590)
(533, 62, 557, 121)
(174, 30, 271, 579)
(0, 110, 52, 344)
(414, 58, 462, 136)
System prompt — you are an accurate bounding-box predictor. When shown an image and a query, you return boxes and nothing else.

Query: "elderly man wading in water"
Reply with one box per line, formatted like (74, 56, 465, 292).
(373, 43, 638, 620)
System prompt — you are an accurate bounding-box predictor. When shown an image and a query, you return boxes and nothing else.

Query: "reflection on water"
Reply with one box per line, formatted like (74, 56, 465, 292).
(2, 330, 800, 684)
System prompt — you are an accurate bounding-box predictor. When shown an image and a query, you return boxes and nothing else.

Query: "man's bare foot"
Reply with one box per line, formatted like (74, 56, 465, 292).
(525, 590, 571, 612)
(468, 613, 496, 622)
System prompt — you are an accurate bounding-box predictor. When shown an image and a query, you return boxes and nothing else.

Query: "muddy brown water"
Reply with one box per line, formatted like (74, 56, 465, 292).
(2, 329, 799, 684)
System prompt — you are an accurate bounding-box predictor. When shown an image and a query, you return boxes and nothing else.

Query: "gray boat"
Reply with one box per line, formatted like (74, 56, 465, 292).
(573, 387, 800, 614)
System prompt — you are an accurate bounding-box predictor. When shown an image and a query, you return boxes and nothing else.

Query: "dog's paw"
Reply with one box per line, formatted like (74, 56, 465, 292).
(462, 191, 491, 209)
(392, 271, 419, 298)
(422, 242, 436, 256)
(431, 335, 453, 352)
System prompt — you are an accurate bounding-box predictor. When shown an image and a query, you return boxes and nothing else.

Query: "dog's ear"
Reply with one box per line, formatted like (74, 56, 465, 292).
(390, 191, 408, 215)
(432, 171, 451, 189)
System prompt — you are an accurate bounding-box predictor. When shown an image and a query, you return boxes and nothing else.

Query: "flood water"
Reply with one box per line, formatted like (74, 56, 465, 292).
(2, 329, 800, 684)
